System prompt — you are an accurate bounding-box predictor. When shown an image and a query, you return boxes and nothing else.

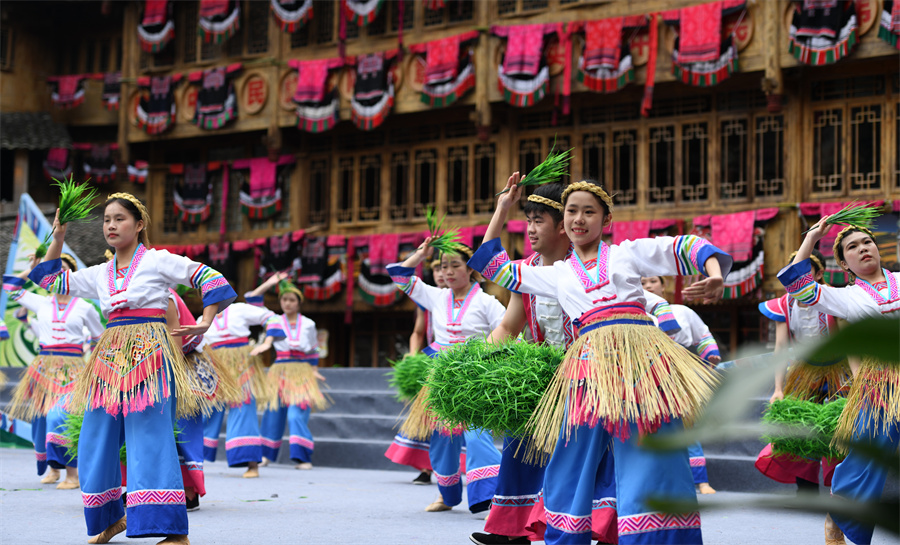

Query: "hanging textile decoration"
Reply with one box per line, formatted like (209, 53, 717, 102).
(662, 1, 745, 87)
(344, 0, 384, 27)
(491, 24, 559, 107)
(138, 0, 175, 53)
(259, 231, 304, 279)
(578, 16, 647, 93)
(198, 0, 241, 44)
(304, 243, 346, 301)
(271, 0, 313, 33)
(288, 58, 344, 133)
(47, 75, 89, 110)
(879, 1, 900, 48)
(408, 30, 479, 108)
(128, 161, 150, 184)
(204, 241, 240, 283)
(101, 72, 122, 111)
(358, 258, 403, 307)
(788, 0, 858, 65)
(74, 143, 119, 184)
(298, 236, 328, 283)
(171, 162, 219, 224)
(349, 51, 398, 131)
(233, 155, 296, 219)
(188, 63, 241, 130)
(136, 74, 183, 135)
(43, 148, 72, 181)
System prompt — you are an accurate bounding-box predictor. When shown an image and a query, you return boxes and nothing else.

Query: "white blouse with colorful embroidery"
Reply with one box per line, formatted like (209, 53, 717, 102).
(27, 244, 237, 318)
(387, 264, 506, 350)
(758, 293, 838, 344)
(779, 259, 900, 320)
(264, 314, 319, 362)
(669, 304, 720, 362)
(205, 302, 274, 344)
(1, 276, 103, 348)
(469, 236, 733, 329)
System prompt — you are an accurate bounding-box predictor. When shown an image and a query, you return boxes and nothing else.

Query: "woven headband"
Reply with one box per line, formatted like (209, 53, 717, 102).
(59, 253, 78, 271)
(107, 192, 151, 246)
(561, 181, 614, 211)
(789, 251, 824, 274)
(527, 194, 563, 211)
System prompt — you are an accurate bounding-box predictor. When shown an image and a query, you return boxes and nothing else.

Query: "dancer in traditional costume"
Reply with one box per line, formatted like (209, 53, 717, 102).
(253, 280, 326, 469)
(202, 273, 282, 477)
(388, 242, 505, 513)
(4, 253, 104, 489)
(755, 250, 848, 494)
(29, 193, 236, 545)
(385, 259, 446, 485)
(779, 220, 899, 545)
(470, 176, 732, 545)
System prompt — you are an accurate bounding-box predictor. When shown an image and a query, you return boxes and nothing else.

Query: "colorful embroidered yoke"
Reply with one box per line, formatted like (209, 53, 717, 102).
(138, 0, 175, 52)
(171, 162, 220, 224)
(189, 63, 241, 130)
(43, 148, 72, 181)
(136, 74, 183, 135)
(288, 58, 344, 133)
(74, 143, 118, 184)
(102, 72, 122, 110)
(663, 1, 745, 87)
(271, 0, 313, 33)
(409, 31, 479, 108)
(199, 0, 241, 44)
(578, 16, 647, 94)
(350, 51, 397, 131)
(491, 24, 558, 107)
(788, 0, 858, 65)
(47, 75, 90, 110)
(233, 155, 296, 219)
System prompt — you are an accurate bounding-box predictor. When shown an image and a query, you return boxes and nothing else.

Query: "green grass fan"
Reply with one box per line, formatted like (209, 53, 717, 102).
(388, 352, 432, 402)
(496, 138, 573, 196)
(425, 206, 465, 256)
(34, 175, 99, 259)
(803, 201, 881, 234)
(761, 397, 847, 460)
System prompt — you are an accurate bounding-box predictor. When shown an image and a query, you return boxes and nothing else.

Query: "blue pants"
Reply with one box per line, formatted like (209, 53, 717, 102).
(202, 397, 263, 467)
(202, 408, 225, 462)
(430, 428, 501, 512)
(32, 416, 47, 475)
(484, 436, 545, 537)
(260, 404, 313, 463)
(79, 393, 188, 538)
(176, 414, 205, 496)
(687, 442, 709, 484)
(831, 408, 900, 545)
(46, 396, 76, 470)
(543, 424, 617, 545)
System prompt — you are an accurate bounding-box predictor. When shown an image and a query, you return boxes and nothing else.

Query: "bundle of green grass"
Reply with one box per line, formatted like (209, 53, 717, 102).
(388, 352, 432, 402)
(63, 412, 180, 464)
(762, 397, 847, 460)
(425, 338, 564, 438)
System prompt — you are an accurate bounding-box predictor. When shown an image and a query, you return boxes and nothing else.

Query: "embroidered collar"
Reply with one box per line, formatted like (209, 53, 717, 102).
(213, 307, 229, 331)
(567, 242, 610, 292)
(282, 314, 303, 342)
(854, 270, 899, 305)
(106, 244, 148, 296)
(446, 283, 480, 326)
(52, 295, 77, 324)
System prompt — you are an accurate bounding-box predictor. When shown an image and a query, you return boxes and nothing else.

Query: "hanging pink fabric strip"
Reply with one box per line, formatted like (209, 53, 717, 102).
(641, 14, 659, 117)
(345, 235, 355, 324)
(678, 1, 723, 64)
(711, 210, 755, 261)
(612, 220, 651, 245)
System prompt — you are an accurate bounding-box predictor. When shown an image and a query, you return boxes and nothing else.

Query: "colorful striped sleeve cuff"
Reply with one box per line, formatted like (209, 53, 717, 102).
(672, 236, 734, 278)
(758, 298, 787, 322)
(190, 265, 237, 310)
(243, 293, 265, 307)
(2, 275, 27, 301)
(265, 317, 287, 339)
(0, 323, 8, 340)
(696, 334, 720, 362)
(386, 263, 417, 295)
(27, 259, 67, 294)
(778, 258, 820, 306)
(651, 301, 681, 333)
(468, 238, 522, 293)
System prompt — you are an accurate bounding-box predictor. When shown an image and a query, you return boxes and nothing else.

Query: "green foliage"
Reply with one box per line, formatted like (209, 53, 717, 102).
(762, 398, 846, 459)
(496, 139, 573, 196)
(804, 201, 880, 234)
(388, 352, 432, 402)
(425, 206, 465, 256)
(426, 338, 564, 437)
(35, 175, 98, 259)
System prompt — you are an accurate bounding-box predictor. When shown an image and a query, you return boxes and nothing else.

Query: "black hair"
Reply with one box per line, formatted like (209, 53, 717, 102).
(563, 178, 612, 217)
(523, 182, 564, 224)
(810, 248, 827, 274)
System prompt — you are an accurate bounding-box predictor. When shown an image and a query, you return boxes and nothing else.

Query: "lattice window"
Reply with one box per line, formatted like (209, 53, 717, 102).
(367, 3, 388, 36)
(448, 0, 475, 22)
(582, 132, 606, 183)
(414, 149, 437, 217)
(390, 152, 410, 220)
(0, 27, 12, 70)
(522, 0, 549, 11)
(424, 3, 445, 26)
(85, 41, 96, 73)
(164, 173, 179, 234)
(812, 76, 885, 101)
(611, 129, 638, 207)
(754, 114, 785, 200)
(115, 38, 123, 69)
(649, 125, 675, 205)
(207, 170, 224, 232)
(316, 0, 335, 43)
(99, 41, 110, 73)
(518, 138, 543, 208)
(473, 143, 496, 214)
(812, 108, 844, 195)
(550, 135, 571, 185)
(447, 146, 469, 216)
(274, 165, 292, 229)
(360, 155, 381, 221)
(338, 157, 354, 223)
(391, 0, 415, 32)
(290, 24, 310, 48)
(309, 158, 330, 226)
(227, 168, 244, 232)
(345, 16, 360, 40)
(720, 118, 749, 201)
(498, 0, 517, 16)
(682, 122, 709, 202)
(849, 104, 881, 193)
(247, 0, 270, 54)
(69, 46, 81, 74)
(201, 39, 224, 61)
(183, 3, 199, 61)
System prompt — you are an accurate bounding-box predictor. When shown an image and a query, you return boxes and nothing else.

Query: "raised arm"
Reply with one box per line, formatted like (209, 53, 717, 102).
(246, 271, 287, 300)
(482, 172, 523, 243)
(409, 307, 427, 353)
(468, 238, 559, 299)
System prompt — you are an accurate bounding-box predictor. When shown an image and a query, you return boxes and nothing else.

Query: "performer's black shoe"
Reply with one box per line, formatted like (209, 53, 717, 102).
(186, 495, 200, 512)
(412, 470, 432, 485)
(469, 499, 492, 514)
(796, 477, 819, 495)
(469, 533, 530, 545)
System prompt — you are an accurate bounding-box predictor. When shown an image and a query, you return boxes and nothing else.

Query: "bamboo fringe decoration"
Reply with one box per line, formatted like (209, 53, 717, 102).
(399, 384, 438, 441)
(185, 349, 245, 414)
(783, 361, 852, 402)
(523, 321, 719, 464)
(265, 362, 330, 412)
(211, 344, 273, 405)
(6, 354, 84, 420)
(831, 358, 900, 453)
(68, 322, 201, 419)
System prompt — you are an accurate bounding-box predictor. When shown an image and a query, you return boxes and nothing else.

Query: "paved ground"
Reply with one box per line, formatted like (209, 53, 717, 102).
(1, 447, 897, 545)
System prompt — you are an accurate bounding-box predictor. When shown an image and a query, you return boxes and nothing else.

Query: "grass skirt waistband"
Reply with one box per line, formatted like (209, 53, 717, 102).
(264, 362, 330, 412)
(7, 350, 85, 420)
(832, 357, 900, 452)
(185, 348, 245, 414)
(210, 343, 273, 405)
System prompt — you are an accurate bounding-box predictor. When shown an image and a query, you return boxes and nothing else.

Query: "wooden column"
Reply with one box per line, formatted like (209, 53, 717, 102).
(761, 0, 784, 105)
(13, 149, 29, 205)
(473, 1, 492, 130)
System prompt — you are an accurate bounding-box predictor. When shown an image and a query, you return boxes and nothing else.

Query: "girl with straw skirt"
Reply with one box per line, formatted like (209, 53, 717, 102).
(470, 175, 732, 545)
(252, 280, 327, 469)
(779, 220, 899, 545)
(4, 253, 104, 489)
(756, 249, 849, 493)
(201, 273, 281, 478)
(28, 194, 236, 545)
(385, 260, 446, 484)
(387, 242, 506, 513)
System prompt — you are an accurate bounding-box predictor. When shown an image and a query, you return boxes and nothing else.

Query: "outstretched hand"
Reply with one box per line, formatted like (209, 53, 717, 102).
(51, 208, 68, 242)
(249, 345, 268, 357)
(172, 320, 211, 337)
(805, 214, 833, 241)
(682, 275, 724, 303)
(497, 172, 523, 211)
